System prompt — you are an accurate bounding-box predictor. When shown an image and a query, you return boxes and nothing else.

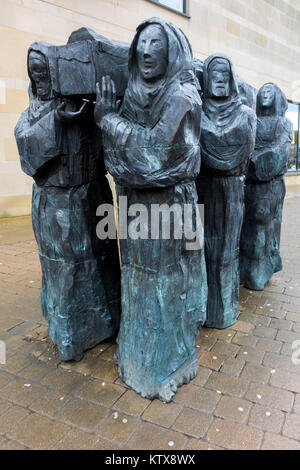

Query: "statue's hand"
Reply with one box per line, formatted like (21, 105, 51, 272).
(94, 76, 119, 126)
(55, 101, 88, 123)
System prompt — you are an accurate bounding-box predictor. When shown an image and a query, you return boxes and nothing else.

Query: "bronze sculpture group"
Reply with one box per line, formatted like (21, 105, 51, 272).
(15, 18, 292, 402)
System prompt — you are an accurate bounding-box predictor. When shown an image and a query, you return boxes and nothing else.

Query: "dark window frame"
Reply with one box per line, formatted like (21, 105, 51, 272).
(146, 0, 191, 18)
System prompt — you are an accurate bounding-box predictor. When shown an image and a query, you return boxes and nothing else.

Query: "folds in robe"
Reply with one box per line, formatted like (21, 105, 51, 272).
(196, 53, 257, 329)
(15, 41, 121, 361)
(100, 18, 207, 402)
(240, 83, 293, 291)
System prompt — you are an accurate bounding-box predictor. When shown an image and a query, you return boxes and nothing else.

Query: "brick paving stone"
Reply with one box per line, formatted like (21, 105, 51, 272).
(286, 312, 300, 322)
(75, 378, 126, 407)
(142, 399, 182, 428)
(213, 396, 252, 423)
(195, 335, 217, 350)
(198, 350, 224, 371)
(232, 332, 258, 348)
(173, 385, 220, 413)
(97, 411, 140, 444)
(0, 377, 48, 407)
(55, 399, 109, 432)
(270, 318, 293, 331)
(253, 326, 278, 339)
(292, 322, 300, 333)
(248, 405, 284, 433)
(282, 413, 300, 440)
(206, 418, 263, 450)
(236, 346, 265, 364)
(276, 330, 300, 344)
(0, 351, 34, 374)
(184, 439, 223, 450)
(8, 413, 70, 449)
(0, 439, 29, 450)
(114, 390, 150, 416)
(261, 432, 300, 450)
(127, 422, 187, 450)
(41, 368, 86, 393)
(240, 363, 272, 384)
(270, 369, 300, 393)
(293, 394, 300, 414)
(0, 405, 31, 434)
(280, 342, 294, 356)
(220, 358, 245, 377)
(29, 391, 72, 417)
(99, 344, 118, 362)
(255, 338, 282, 353)
(0, 317, 24, 331)
(264, 351, 300, 374)
(17, 360, 56, 381)
(51, 429, 100, 450)
(230, 321, 255, 334)
(93, 440, 125, 450)
(210, 340, 240, 358)
(245, 383, 294, 412)
(255, 306, 286, 319)
(191, 365, 212, 386)
(172, 407, 212, 438)
(205, 371, 249, 397)
(238, 312, 271, 327)
(0, 397, 11, 415)
(90, 358, 119, 382)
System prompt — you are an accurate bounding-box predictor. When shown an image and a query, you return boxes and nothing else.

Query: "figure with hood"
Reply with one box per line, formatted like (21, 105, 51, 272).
(14, 42, 121, 362)
(94, 18, 207, 402)
(196, 53, 257, 329)
(240, 83, 293, 290)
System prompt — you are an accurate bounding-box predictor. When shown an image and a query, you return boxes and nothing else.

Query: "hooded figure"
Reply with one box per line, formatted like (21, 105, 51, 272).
(15, 41, 121, 361)
(196, 53, 257, 329)
(95, 18, 207, 402)
(240, 83, 293, 290)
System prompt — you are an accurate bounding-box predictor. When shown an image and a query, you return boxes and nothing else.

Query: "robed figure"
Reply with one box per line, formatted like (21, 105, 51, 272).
(15, 42, 121, 361)
(240, 83, 293, 290)
(196, 53, 257, 329)
(95, 18, 207, 402)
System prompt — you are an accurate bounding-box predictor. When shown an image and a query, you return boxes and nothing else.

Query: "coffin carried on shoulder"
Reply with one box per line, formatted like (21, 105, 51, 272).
(48, 27, 130, 98)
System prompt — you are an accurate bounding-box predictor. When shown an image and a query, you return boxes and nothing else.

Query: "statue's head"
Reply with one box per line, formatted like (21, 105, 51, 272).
(207, 58, 230, 98)
(28, 48, 51, 100)
(256, 83, 288, 117)
(136, 24, 168, 83)
(128, 18, 194, 89)
(258, 83, 275, 109)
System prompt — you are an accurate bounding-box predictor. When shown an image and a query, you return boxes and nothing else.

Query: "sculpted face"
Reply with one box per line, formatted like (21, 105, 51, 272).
(28, 51, 51, 99)
(260, 84, 275, 108)
(208, 60, 230, 98)
(136, 24, 168, 82)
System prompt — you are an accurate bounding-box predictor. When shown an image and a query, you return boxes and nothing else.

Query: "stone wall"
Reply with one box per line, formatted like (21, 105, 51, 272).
(1, 0, 299, 216)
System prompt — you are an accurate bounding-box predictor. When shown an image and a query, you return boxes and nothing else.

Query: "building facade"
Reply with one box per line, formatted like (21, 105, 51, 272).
(1, 0, 300, 217)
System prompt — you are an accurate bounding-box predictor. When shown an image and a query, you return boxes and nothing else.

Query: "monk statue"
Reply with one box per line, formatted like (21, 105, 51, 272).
(240, 83, 293, 290)
(15, 42, 121, 361)
(94, 18, 207, 402)
(196, 53, 257, 329)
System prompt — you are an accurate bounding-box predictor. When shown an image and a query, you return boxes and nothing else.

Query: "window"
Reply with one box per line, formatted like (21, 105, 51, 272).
(287, 102, 300, 172)
(148, 0, 188, 16)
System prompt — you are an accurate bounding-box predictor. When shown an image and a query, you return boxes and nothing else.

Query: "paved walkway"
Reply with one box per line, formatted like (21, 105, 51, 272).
(0, 189, 300, 450)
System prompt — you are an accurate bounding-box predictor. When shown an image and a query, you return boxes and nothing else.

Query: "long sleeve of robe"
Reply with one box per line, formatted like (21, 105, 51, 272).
(100, 86, 201, 188)
(15, 108, 61, 178)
